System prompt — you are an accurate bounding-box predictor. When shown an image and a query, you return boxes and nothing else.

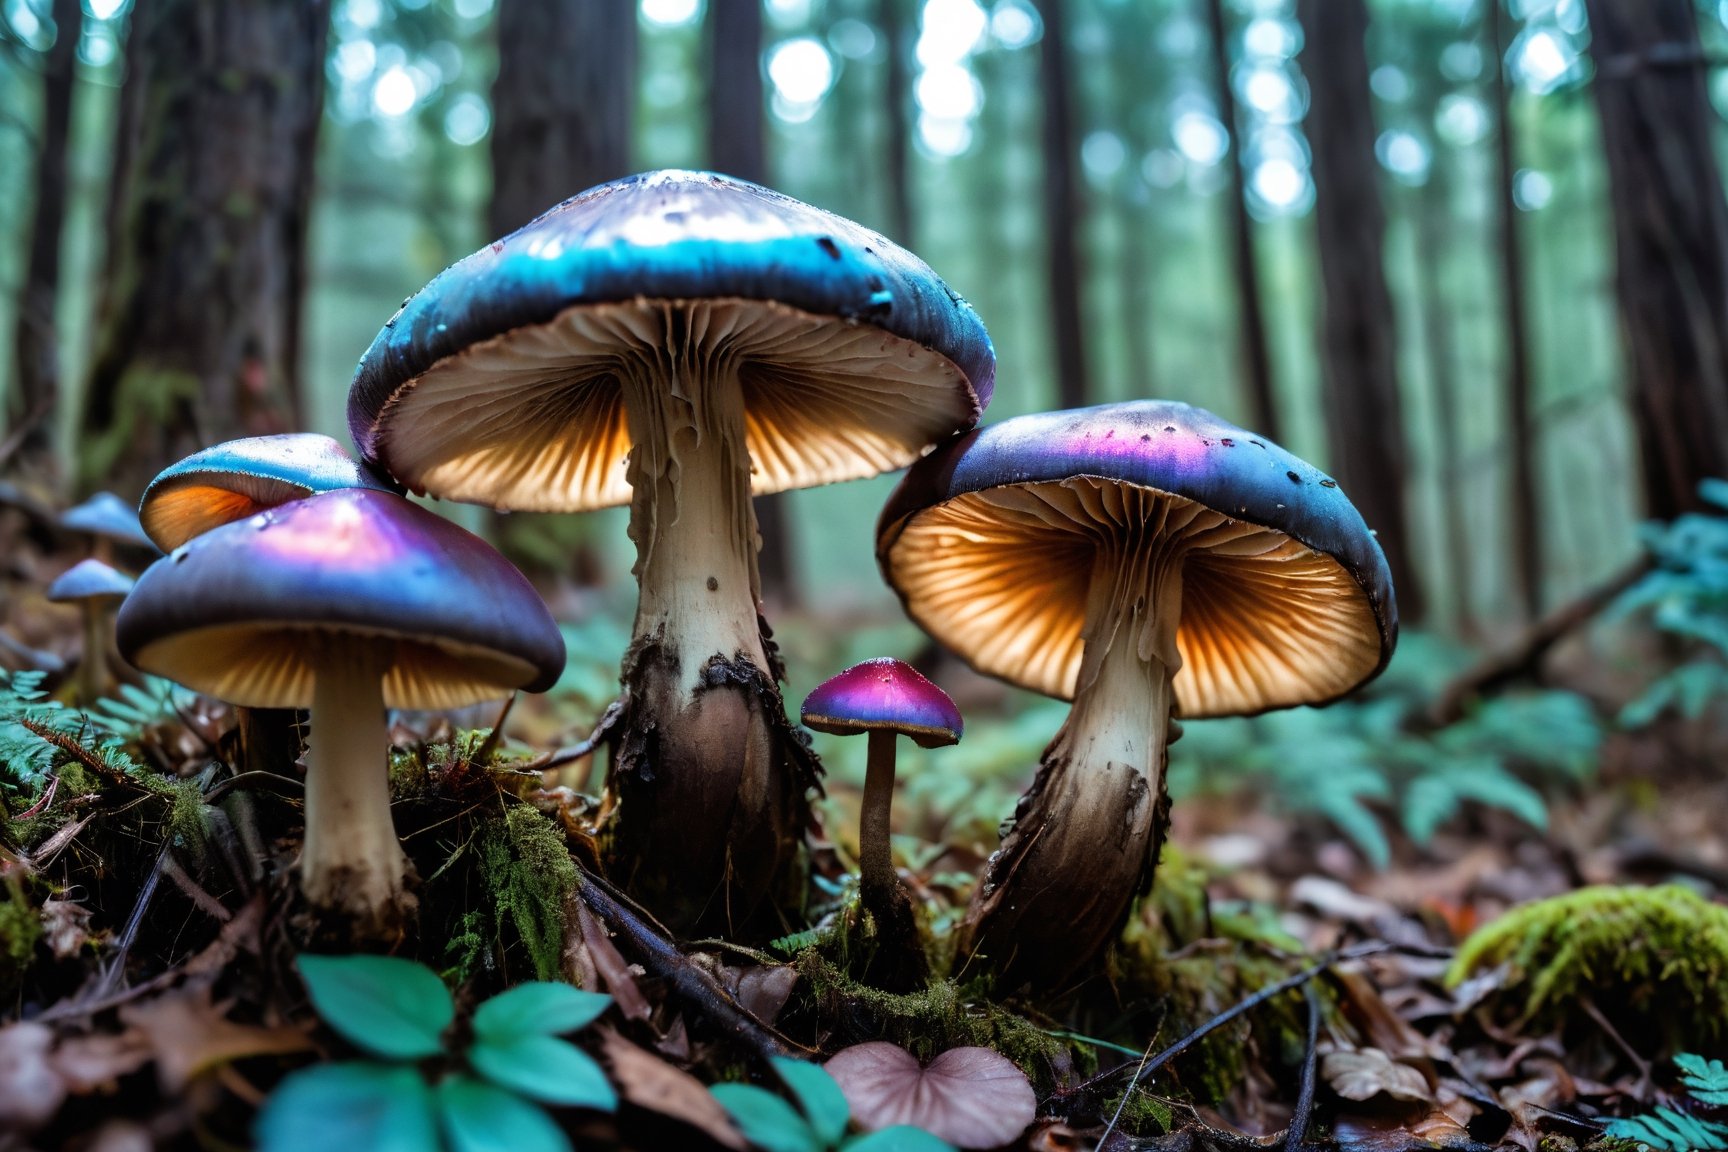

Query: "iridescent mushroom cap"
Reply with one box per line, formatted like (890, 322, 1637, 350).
(60, 492, 155, 552)
(116, 488, 565, 710)
(801, 657, 963, 749)
(47, 558, 136, 604)
(140, 433, 399, 551)
(876, 400, 1398, 717)
(347, 169, 995, 512)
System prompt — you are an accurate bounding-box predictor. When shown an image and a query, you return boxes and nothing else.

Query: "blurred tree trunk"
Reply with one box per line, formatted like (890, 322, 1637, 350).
(1205, 0, 1278, 439)
(1039, 0, 1089, 408)
(878, 0, 913, 244)
(1298, 0, 1424, 619)
(1583, 0, 1728, 520)
(1490, 0, 1540, 620)
(708, 0, 798, 606)
(9, 0, 79, 480)
(488, 0, 634, 585)
(79, 0, 327, 497)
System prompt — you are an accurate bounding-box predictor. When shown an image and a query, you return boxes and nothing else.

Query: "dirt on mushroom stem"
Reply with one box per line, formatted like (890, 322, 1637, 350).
(960, 532, 1183, 992)
(603, 333, 818, 937)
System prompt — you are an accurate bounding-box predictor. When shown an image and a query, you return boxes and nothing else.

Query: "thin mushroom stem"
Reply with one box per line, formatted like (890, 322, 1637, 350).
(858, 729, 899, 903)
(77, 602, 109, 705)
(299, 644, 410, 935)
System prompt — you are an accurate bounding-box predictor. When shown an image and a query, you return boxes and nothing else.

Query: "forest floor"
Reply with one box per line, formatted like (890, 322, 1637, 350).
(4, 497, 1728, 1152)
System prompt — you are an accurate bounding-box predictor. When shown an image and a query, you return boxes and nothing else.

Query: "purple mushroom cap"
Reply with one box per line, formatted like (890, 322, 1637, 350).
(346, 169, 995, 513)
(876, 400, 1398, 718)
(801, 657, 962, 749)
(116, 488, 565, 710)
(140, 433, 400, 551)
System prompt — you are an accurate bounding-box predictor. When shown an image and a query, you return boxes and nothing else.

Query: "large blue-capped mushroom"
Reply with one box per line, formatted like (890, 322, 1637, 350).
(347, 170, 995, 932)
(877, 401, 1397, 989)
(117, 488, 565, 938)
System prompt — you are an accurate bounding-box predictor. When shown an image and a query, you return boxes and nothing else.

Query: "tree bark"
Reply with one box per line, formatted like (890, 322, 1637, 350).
(708, 0, 798, 606)
(877, 0, 913, 245)
(9, 0, 80, 478)
(1490, 0, 1540, 620)
(79, 0, 327, 497)
(1205, 0, 1279, 439)
(489, 0, 635, 235)
(1583, 0, 1728, 520)
(1038, 0, 1090, 409)
(1298, 0, 1424, 619)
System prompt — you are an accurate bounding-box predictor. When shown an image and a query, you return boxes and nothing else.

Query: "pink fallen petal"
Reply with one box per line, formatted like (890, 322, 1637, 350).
(825, 1041, 1036, 1149)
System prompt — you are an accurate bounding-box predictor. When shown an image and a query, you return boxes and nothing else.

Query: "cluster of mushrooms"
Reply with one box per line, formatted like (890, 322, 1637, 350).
(105, 170, 1396, 989)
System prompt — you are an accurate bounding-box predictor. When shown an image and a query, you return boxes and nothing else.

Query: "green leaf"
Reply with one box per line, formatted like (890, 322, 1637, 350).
(710, 1083, 823, 1152)
(437, 1074, 571, 1152)
(255, 1063, 441, 1152)
(468, 1033, 617, 1112)
(771, 1057, 850, 1148)
(843, 1127, 957, 1152)
(473, 983, 612, 1040)
(298, 954, 454, 1061)
(1679, 1052, 1728, 1107)
(1605, 1106, 1728, 1152)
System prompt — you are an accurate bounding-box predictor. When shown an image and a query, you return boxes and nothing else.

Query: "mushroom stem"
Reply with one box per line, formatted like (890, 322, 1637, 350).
(608, 317, 804, 933)
(77, 603, 109, 705)
(859, 729, 900, 901)
(961, 546, 1182, 989)
(300, 646, 411, 935)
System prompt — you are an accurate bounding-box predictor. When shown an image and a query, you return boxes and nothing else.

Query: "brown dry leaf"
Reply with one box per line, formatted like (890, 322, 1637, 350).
(1334, 1106, 1479, 1152)
(575, 899, 651, 1020)
(51, 1029, 152, 1093)
(41, 896, 93, 958)
(1323, 1049, 1433, 1103)
(825, 1041, 1036, 1150)
(731, 963, 798, 1028)
(0, 1023, 67, 1131)
(597, 1025, 747, 1150)
(120, 988, 311, 1092)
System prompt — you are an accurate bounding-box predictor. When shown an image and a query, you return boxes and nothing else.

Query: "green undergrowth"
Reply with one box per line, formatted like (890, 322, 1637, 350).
(1449, 884, 1728, 1056)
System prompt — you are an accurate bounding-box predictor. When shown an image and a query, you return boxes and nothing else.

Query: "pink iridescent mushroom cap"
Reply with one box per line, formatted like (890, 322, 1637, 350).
(800, 657, 962, 748)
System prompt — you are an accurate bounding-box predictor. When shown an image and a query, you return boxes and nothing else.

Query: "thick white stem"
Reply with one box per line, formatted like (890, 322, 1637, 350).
(300, 648, 409, 931)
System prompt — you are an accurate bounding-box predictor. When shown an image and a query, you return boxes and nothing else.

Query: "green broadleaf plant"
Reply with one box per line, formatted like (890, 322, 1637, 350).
(258, 955, 615, 1152)
(1604, 1052, 1728, 1151)
(709, 1056, 954, 1152)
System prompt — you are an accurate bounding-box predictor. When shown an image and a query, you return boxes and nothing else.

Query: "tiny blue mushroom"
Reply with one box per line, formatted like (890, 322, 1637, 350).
(139, 433, 399, 551)
(347, 170, 995, 932)
(877, 400, 1398, 989)
(60, 492, 156, 561)
(47, 558, 136, 704)
(116, 488, 565, 936)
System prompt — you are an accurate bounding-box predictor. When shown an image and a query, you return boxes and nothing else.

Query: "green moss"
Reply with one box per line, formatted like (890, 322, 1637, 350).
(1448, 885, 1728, 1054)
(1098, 1086, 1175, 1137)
(0, 879, 42, 1000)
(795, 951, 1068, 1081)
(478, 805, 577, 982)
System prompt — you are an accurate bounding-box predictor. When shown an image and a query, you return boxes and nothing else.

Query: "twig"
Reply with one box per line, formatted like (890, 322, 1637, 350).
(1282, 985, 1323, 1152)
(522, 699, 625, 774)
(161, 852, 232, 923)
(1089, 942, 1392, 1148)
(473, 693, 516, 765)
(1426, 558, 1648, 727)
(201, 769, 304, 805)
(1580, 995, 1651, 1092)
(575, 867, 809, 1062)
(16, 774, 58, 819)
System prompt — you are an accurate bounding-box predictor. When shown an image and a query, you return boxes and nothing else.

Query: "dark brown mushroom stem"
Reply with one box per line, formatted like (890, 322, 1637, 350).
(859, 730, 901, 902)
(606, 306, 810, 935)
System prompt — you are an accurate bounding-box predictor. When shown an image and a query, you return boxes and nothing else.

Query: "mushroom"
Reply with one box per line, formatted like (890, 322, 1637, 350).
(46, 559, 135, 704)
(801, 658, 959, 988)
(346, 170, 994, 932)
(139, 433, 398, 551)
(138, 435, 402, 774)
(115, 488, 565, 936)
(59, 492, 156, 563)
(824, 1042, 1035, 1149)
(876, 401, 1397, 988)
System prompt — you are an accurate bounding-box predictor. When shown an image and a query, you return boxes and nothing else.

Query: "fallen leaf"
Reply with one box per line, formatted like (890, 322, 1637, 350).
(41, 896, 93, 959)
(51, 1029, 152, 1093)
(0, 1023, 66, 1130)
(1323, 1049, 1433, 1103)
(730, 963, 798, 1028)
(120, 988, 311, 1092)
(597, 1025, 747, 1150)
(826, 1041, 1036, 1149)
(575, 899, 651, 1020)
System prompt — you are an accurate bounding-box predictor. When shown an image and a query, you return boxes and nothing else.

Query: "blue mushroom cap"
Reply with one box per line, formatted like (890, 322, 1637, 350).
(60, 492, 156, 552)
(117, 488, 566, 709)
(141, 433, 400, 551)
(876, 401, 1398, 717)
(47, 558, 136, 603)
(347, 169, 995, 513)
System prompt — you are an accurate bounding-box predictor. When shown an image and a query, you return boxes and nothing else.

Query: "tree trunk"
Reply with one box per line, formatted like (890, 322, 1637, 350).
(1038, 0, 1089, 409)
(1583, 0, 1728, 520)
(79, 0, 327, 497)
(488, 0, 634, 583)
(1205, 0, 1279, 439)
(489, 0, 635, 234)
(1490, 0, 1540, 620)
(708, 0, 798, 606)
(9, 0, 80, 479)
(1298, 0, 1424, 619)
(878, 0, 913, 245)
